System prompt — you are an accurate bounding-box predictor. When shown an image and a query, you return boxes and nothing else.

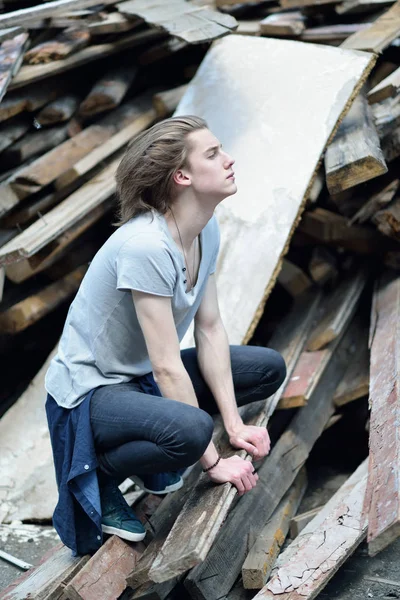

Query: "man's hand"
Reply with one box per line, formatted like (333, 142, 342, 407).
(206, 456, 258, 496)
(228, 424, 271, 459)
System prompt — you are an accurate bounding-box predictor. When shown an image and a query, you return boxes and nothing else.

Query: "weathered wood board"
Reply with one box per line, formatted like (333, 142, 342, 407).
(0, 32, 29, 101)
(341, 0, 400, 52)
(256, 459, 368, 600)
(176, 35, 375, 347)
(116, 0, 238, 44)
(364, 271, 400, 556)
(0, 346, 58, 523)
(368, 66, 400, 104)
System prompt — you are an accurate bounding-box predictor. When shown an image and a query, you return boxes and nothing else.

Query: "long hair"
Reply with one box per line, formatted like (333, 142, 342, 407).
(114, 115, 207, 226)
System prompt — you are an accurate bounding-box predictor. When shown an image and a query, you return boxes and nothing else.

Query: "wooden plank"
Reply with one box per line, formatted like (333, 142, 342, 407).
(128, 291, 323, 590)
(350, 179, 399, 224)
(0, 33, 29, 102)
(373, 195, 400, 240)
(371, 96, 400, 138)
(0, 117, 30, 153)
(298, 207, 385, 254)
(64, 536, 145, 600)
(280, 0, 337, 10)
(175, 35, 375, 349)
(260, 12, 305, 37)
(277, 350, 327, 409)
(241, 469, 308, 590)
(256, 459, 368, 600)
(116, 1, 238, 44)
(36, 94, 79, 126)
(0, 158, 118, 266)
(0, 81, 63, 123)
(0, 27, 24, 43)
(152, 84, 188, 118)
(334, 322, 369, 406)
(289, 506, 323, 539)
(79, 66, 137, 118)
(336, 0, 395, 14)
(87, 11, 140, 35)
(325, 93, 387, 195)
(368, 67, 400, 104)
(277, 259, 312, 297)
(183, 321, 358, 599)
(0, 264, 86, 334)
(300, 23, 369, 42)
(2, 123, 70, 168)
(9, 29, 164, 91)
(0, 0, 120, 29)
(0, 544, 89, 600)
(23, 28, 90, 65)
(341, 0, 400, 51)
(55, 106, 156, 190)
(308, 247, 338, 285)
(306, 267, 368, 351)
(364, 271, 400, 556)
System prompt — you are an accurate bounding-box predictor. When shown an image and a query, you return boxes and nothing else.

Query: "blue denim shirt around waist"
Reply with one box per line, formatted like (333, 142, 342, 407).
(46, 373, 161, 556)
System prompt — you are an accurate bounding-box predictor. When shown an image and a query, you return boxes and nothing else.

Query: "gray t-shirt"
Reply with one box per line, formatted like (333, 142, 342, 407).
(45, 211, 220, 408)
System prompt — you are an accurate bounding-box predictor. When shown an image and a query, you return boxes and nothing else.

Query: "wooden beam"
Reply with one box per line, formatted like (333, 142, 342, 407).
(0, 117, 30, 153)
(0, 33, 29, 102)
(8, 29, 164, 91)
(300, 23, 369, 42)
(277, 350, 327, 409)
(373, 195, 400, 240)
(0, 158, 118, 266)
(242, 469, 307, 590)
(64, 536, 145, 600)
(334, 322, 369, 406)
(350, 179, 399, 225)
(0, 544, 89, 600)
(0, 80, 63, 123)
(152, 84, 188, 118)
(306, 267, 368, 351)
(36, 94, 79, 126)
(255, 459, 369, 600)
(5, 200, 112, 282)
(0, 264, 86, 334)
(55, 106, 156, 190)
(325, 93, 387, 195)
(128, 291, 323, 589)
(87, 11, 140, 35)
(0, 27, 24, 43)
(308, 247, 338, 285)
(368, 67, 400, 104)
(79, 66, 137, 118)
(277, 259, 313, 298)
(371, 96, 400, 139)
(364, 271, 400, 555)
(298, 207, 385, 254)
(183, 320, 359, 599)
(0, 0, 120, 29)
(23, 28, 90, 65)
(1, 123, 70, 169)
(116, 1, 238, 44)
(341, 0, 400, 52)
(336, 0, 395, 15)
(260, 12, 305, 37)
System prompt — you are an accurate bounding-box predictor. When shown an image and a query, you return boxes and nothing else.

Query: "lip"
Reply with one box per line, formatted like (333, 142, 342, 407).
(227, 172, 235, 180)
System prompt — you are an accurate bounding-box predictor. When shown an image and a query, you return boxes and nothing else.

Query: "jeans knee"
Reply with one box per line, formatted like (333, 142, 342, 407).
(271, 350, 287, 387)
(178, 409, 214, 464)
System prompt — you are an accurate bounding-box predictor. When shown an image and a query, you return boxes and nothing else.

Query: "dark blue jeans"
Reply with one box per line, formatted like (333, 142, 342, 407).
(90, 345, 286, 480)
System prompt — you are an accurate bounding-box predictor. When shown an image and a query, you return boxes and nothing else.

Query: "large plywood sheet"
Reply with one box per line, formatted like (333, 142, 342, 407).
(176, 35, 374, 346)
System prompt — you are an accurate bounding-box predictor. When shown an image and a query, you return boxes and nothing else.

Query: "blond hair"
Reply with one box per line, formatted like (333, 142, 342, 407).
(115, 115, 207, 225)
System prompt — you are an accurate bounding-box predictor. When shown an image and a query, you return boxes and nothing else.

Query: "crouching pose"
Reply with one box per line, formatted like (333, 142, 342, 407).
(45, 116, 286, 555)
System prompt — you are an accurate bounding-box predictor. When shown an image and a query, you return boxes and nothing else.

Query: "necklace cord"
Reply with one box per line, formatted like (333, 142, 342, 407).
(170, 209, 197, 291)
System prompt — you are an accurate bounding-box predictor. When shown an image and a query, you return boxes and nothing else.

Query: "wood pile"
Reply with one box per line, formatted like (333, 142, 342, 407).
(1, 0, 400, 599)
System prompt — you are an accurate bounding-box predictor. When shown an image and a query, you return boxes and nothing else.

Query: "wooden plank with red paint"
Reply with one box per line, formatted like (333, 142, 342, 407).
(363, 271, 400, 556)
(278, 350, 326, 408)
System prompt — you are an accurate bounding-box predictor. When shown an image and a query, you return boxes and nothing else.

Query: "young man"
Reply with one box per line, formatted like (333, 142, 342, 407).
(45, 116, 286, 555)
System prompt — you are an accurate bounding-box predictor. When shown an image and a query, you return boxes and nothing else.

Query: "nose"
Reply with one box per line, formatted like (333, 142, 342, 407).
(223, 151, 235, 168)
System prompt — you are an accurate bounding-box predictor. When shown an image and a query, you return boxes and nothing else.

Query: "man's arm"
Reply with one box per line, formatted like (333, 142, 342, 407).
(132, 289, 258, 494)
(194, 275, 270, 459)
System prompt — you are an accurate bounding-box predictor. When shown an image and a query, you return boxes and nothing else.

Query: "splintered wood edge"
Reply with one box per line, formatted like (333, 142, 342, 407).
(242, 52, 377, 346)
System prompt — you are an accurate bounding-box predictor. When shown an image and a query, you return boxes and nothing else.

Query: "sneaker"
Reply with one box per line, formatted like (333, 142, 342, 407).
(100, 477, 146, 542)
(130, 471, 184, 495)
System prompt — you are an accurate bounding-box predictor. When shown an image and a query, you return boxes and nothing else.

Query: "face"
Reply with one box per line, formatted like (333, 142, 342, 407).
(175, 128, 236, 201)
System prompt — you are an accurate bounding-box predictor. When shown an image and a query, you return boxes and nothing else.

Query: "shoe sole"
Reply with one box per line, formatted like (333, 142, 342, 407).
(101, 524, 146, 542)
(130, 476, 184, 495)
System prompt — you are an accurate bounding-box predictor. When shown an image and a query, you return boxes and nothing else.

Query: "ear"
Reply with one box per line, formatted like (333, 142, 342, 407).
(173, 169, 191, 187)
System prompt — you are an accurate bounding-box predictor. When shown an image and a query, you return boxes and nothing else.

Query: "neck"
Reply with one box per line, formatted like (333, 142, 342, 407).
(165, 194, 216, 252)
